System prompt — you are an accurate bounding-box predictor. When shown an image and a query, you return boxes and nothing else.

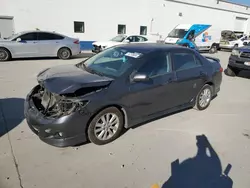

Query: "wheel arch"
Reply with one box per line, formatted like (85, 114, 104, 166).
(86, 104, 129, 135)
(211, 43, 219, 49)
(204, 81, 215, 95)
(57, 46, 72, 56)
(0, 46, 12, 58)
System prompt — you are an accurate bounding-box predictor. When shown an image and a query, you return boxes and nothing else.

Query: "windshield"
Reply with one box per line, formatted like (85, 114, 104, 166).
(110, 35, 127, 42)
(168, 29, 188, 38)
(78, 47, 143, 78)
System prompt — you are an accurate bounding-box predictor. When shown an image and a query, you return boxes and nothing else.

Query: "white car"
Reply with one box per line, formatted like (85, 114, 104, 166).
(0, 30, 81, 61)
(92, 34, 150, 53)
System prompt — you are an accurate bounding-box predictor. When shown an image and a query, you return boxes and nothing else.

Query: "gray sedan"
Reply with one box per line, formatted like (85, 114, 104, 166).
(0, 30, 81, 61)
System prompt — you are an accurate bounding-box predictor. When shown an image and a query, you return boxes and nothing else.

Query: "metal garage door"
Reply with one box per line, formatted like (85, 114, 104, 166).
(0, 17, 14, 39)
(234, 17, 248, 32)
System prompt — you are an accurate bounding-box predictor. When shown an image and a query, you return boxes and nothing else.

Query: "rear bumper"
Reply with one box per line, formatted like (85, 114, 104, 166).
(71, 45, 81, 56)
(228, 55, 250, 71)
(24, 87, 91, 147)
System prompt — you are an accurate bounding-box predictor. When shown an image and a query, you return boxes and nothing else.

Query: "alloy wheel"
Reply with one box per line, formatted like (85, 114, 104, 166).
(94, 113, 120, 141)
(199, 88, 211, 108)
(61, 50, 70, 58)
(0, 50, 8, 61)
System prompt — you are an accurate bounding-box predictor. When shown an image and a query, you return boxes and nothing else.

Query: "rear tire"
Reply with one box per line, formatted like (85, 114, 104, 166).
(87, 107, 124, 145)
(58, 47, 71, 60)
(0, 48, 11, 61)
(194, 84, 212, 111)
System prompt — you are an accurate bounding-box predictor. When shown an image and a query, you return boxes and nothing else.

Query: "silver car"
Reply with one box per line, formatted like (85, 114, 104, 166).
(0, 30, 81, 61)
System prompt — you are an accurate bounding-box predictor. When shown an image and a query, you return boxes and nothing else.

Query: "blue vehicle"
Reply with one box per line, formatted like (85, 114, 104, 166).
(165, 24, 220, 53)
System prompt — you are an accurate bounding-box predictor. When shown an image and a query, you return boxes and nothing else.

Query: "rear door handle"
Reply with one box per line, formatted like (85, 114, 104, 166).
(169, 77, 177, 82)
(200, 71, 206, 76)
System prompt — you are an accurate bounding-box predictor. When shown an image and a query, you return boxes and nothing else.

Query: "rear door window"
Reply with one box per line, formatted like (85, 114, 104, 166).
(137, 53, 171, 77)
(172, 52, 202, 71)
(37, 32, 64, 40)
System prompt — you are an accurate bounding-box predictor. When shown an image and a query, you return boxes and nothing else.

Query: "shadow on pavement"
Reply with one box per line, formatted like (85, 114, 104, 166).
(161, 134, 233, 188)
(224, 68, 250, 79)
(237, 70, 250, 79)
(0, 98, 25, 137)
(7, 52, 94, 62)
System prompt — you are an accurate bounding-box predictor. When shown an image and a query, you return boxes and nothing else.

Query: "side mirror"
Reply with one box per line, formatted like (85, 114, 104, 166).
(243, 42, 248, 46)
(124, 39, 130, 43)
(132, 73, 149, 82)
(16, 38, 21, 42)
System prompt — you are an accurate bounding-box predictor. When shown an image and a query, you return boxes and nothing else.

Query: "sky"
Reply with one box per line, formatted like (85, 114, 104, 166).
(228, 0, 250, 6)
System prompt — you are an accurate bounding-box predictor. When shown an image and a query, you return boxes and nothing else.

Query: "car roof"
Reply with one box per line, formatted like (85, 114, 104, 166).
(115, 34, 148, 37)
(18, 30, 66, 37)
(116, 43, 188, 54)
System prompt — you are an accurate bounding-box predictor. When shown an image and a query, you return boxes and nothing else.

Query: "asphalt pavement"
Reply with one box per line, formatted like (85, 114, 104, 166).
(0, 51, 250, 188)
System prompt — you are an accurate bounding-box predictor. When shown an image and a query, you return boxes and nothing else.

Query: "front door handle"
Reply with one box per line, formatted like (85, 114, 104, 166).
(161, 77, 177, 86)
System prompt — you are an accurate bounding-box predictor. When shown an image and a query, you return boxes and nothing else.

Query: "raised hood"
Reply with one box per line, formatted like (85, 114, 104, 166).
(37, 64, 113, 94)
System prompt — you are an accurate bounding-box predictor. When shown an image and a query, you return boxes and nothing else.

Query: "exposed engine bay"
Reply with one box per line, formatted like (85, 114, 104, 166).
(31, 85, 89, 118)
(221, 30, 244, 41)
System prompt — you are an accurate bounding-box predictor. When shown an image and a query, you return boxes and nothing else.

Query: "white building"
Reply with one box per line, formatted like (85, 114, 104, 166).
(1, 0, 250, 50)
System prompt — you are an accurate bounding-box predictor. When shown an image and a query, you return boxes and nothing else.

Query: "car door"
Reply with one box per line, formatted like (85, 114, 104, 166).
(37, 32, 64, 56)
(134, 36, 148, 43)
(171, 50, 206, 106)
(11, 32, 39, 57)
(127, 52, 178, 120)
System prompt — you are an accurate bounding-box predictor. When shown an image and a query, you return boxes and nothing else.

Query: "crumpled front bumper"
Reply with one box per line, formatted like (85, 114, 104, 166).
(24, 86, 91, 147)
(92, 45, 102, 53)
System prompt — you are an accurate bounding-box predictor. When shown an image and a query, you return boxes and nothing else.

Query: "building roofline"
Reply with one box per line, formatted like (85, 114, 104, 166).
(219, 0, 250, 8)
(164, 0, 250, 16)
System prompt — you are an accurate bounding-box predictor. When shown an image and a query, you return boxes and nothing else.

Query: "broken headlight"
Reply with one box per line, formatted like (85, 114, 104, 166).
(50, 99, 89, 117)
(58, 99, 89, 115)
(43, 98, 89, 118)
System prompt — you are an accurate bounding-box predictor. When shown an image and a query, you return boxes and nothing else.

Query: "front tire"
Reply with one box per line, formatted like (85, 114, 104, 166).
(58, 47, 71, 60)
(209, 45, 217, 54)
(87, 107, 124, 145)
(226, 65, 238, 77)
(0, 48, 11, 61)
(233, 44, 238, 50)
(194, 84, 212, 111)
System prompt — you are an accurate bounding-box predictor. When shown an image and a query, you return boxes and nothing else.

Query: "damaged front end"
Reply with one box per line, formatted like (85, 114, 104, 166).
(31, 85, 89, 118)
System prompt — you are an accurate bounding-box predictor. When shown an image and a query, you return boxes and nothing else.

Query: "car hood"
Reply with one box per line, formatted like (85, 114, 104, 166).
(237, 46, 250, 52)
(165, 37, 179, 44)
(0, 39, 11, 43)
(92, 41, 120, 47)
(37, 64, 113, 94)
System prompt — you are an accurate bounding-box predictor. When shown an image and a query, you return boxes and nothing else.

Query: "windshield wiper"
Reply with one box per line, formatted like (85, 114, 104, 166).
(80, 63, 104, 77)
